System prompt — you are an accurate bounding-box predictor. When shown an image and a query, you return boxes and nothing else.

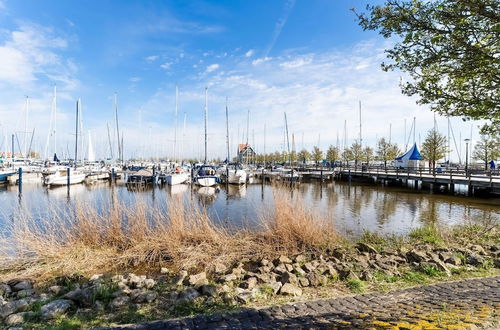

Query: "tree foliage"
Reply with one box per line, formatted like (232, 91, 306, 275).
(377, 137, 401, 165)
(298, 148, 311, 164)
(420, 128, 448, 169)
(345, 141, 363, 165)
(326, 145, 340, 163)
(354, 0, 500, 134)
(473, 134, 500, 169)
(312, 146, 323, 165)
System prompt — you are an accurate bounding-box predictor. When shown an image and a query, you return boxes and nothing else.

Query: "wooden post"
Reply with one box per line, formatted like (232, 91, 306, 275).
(18, 168, 22, 194)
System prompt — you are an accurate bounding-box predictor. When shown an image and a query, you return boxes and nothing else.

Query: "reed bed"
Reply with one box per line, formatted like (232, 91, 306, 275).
(0, 189, 337, 282)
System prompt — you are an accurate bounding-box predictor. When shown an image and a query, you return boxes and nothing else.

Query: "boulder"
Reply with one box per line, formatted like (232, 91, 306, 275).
(200, 285, 217, 297)
(49, 285, 66, 296)
(40, 299, 73, 320)
(160, 267, 169, 274)
(235, 288, 253, 304)
(131, 291, 158, 304)
(221, 273, 238, 283)
(187, 272, 208, 287)
(143, 279, 156, 289)
(407, 250, 428, 263)
(303, 262, 316, 273)
(277, 255, 293, 264)
(260, 259, 270, 266)
(89, 274, 103, 281)
(298, 277, 310, 287)
(174, 270, 188, 286)
(15, 289, 35, 299)
(177, 288, 200, 303)
(267, 281, 282, 294)
(64, 288, 94, 307)
(4, 311, 33, 325)
(356, 242, 378, 254)
(11, 281, 32, 292)
(466, 254, 484, 266)
(111, 275, 124, 283)
(214, 263, 227, 274)
(280, 272, 298, 286)
(307, 273, 327, 287)
(240, 277, 258, 290)
(279, 283, 302, 296)
(0, 284, 12, 298)
(295, 254, 307, 263)
(0, 298, 34, 319)
(109, 296, 130, 309)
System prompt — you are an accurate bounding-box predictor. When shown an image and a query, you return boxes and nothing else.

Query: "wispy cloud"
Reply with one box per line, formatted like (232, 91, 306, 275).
(252, 57, 272, 66)
(129, 77, 141, 82)
(205, 63, 220, 73)
(245, 49, 254, 57)
(160, 62, 173, 70)
(145, 55, 159, 61)
(263, 0, 296, 57)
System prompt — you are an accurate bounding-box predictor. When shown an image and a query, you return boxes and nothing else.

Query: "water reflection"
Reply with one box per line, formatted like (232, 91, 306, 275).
(0, 181, 498, 238)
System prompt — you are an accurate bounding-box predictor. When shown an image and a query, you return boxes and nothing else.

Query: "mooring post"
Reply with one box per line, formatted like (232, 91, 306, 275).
(320, 169, 323, 181)
(67, 167, 70, 193)
(152, 166, 156, 186)
(18, 167, 22, 194)
(111, 167, 115, 184)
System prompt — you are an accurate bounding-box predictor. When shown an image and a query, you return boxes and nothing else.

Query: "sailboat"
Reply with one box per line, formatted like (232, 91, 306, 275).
(221, 98, 247, 184)
(193, 88, 219, 187)
(165, 85, 189, 185)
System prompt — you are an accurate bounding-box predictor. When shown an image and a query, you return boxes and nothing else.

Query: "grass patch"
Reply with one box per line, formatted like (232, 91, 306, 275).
(346, 279, 365, 293)
(408, 226, 444, 246)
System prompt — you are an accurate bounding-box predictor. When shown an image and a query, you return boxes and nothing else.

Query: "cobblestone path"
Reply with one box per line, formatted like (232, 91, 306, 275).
(108, 276, 500, 329)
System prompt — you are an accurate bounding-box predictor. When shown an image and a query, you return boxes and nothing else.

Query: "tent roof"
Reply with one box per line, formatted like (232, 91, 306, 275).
(395, 143, 423, 161)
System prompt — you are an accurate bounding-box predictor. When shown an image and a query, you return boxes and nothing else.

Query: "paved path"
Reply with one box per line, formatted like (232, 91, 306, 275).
(107, 276, 500, 329)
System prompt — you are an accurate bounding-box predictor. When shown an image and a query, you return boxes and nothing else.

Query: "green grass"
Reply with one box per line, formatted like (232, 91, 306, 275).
(346, 279, 365, 293)
(93, 281, 119, 305)
(408, 226, 444, 246)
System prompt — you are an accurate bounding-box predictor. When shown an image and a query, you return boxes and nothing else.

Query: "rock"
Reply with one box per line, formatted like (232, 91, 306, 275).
(128, 274, 147, 289)
(360, 271, 373, 281)
(214, 263, 227, 274)
(40, 299, 73, 320)
(235, 288, 253, 304)
(89, 274, 103, 281)
(255, 272, 274, 284)
(64, 288, 94, 307)
(307, 273, 327, 287)
(274, 264, 287, 275)
(160, 267, 169, 274)
(323, 264, 338, 278)
(407, 250, 427, 263)
(470, 245, 486, 255)
(132, 291, 158, 304)
(117, 281, 129, 291)
(240, 277, 258, 290)
(4, 311, 33, 325)
(49, 285, 66, 296)
(165, 291, 179, 301)
(259, 266, 272, 274)
(231, 266, 245, 277)
(221, 273, 238, 283)
(110, 296, 130, 309)
(0, 284, 12, 298)
(174, 270, 188, 286)
(279, 283, 302, 296)
(340, 270, 359, 281)
(267, 281, 282, 294)
(143, 279, 156, 289)
(187, 272, 208, 287)
(295, 255, 307, 263)
(277, 255, 292, 264)
(356, 255, 370, 269)
(466, 254, 484, 266)
(260, 259, 270, 266)
(356, 242, 378, 254)
(177, 288, 200, 303)
(110, 275, 124, 283)
(200, 285, 217, 297)
(15, 289, 35, 299)
(280, 272, 298, 286)
(11, 281, 32, 292)
(303, 262, 316, 273)
(298, 277, 310, 287)
(284, 264, 294, 272)
(0, 298, 34, 318)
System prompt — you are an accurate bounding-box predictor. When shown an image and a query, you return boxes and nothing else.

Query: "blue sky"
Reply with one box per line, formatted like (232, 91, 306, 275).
(0, 0, 480, 161)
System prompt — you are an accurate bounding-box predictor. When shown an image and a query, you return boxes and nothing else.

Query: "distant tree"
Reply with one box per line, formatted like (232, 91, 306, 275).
(326, 145, 340, 165)
(473, 134, 500, 170)
(298, 149, 311, 164)
(290, 149, 297, 165)
(363, 146, 374, 163)
(348, 141, 363, 167)
(354, 0, 500, 135)
(312, 146, 323, 166)
(377, 137, 401, 166)
(420, 128, 448, 170)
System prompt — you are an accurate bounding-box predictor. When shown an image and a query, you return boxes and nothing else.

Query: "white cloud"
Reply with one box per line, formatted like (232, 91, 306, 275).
(160, 62, 173, 70)
(245, 49, 255, 57)
(145, 55, 159, 61)
(129, 77, 141, 82)
(280, 57, 312, 69)
(205, 63, 220, 73)
(252, 57, 272, 66)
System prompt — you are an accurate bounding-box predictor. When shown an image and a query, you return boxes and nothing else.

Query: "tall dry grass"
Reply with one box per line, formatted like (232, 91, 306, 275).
(0, 189, 337, 282)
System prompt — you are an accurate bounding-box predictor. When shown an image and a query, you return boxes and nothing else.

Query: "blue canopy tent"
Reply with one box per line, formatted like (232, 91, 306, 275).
(395, 143, 423, 169)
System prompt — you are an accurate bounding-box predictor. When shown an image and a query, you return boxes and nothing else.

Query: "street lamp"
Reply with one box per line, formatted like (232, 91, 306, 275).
(464, 138, 470, 175)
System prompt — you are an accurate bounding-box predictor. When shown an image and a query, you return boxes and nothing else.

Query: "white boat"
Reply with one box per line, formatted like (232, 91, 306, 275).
(194, 165, 218, 187)
(0, 169, 16, 183)
(165, 172, 189, 185)
(224, 163, 247, 184)
(44, 167, 86, 186)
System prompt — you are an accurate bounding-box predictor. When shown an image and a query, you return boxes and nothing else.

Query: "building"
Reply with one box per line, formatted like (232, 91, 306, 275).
(237, 144, 255, 164)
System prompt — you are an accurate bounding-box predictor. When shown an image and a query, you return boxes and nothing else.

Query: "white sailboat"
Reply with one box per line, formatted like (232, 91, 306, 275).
(165, 85, 189, 185)
(44, 167, 86, 186)
(193, 88, 219, 187)
(223, 99, 247, 184)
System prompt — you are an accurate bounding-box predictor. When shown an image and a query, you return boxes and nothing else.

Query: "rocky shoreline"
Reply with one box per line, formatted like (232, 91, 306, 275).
(1, 235, 499, 328)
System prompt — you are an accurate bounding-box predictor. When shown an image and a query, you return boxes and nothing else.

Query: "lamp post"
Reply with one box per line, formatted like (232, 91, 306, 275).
(464, 138, 470, 175)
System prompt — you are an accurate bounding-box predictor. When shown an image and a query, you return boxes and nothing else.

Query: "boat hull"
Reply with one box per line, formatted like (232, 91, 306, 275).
(195, 176, 217, 187)
(0, 171, 16, 183)
(165, 173, 189, 185)
(227, 170, 247, 184)
(45, 174, 86, 186)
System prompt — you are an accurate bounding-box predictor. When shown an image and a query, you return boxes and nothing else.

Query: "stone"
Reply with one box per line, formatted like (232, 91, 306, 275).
(110, 296, 130, 309)
(340, 270, 359, 281)
(231, 266, 245, 277)
(40, 299, 73, 320)
(295, 254, 307, 263)
(165, 291, 179, 301)
(280, 272, 298, 286)
(285, 263, 294, 272)
(307, 273, 328, 287)
(240, 277, 258, 290)
(407, 250, 427, 263)
(49, 285, 66, 296)
(279, 283, 302, 296)
(132, 291, 158, 304)
(177, 288, 200, 303)
(356, 242, 378, 254)
(235, 289, 253, 304)
(298, 277, 310, 287)
(360, 271, 373, 281)
(303, 262, 316, 273)
(445, 255, 462, 265)
(221, 273, 238, 283)
(0, 284, 12, 298)
(294, 265, 307, 277)
(267, 282, 282, 294)
(174, 270, 188, 286)
(260, 259, 270, 266)
(470, 245, 486, 255)
(200, 285, 217, 297)
(111, 275, 124, 282)
(144, 279, 156, 289)
(4, 312, 33, 325)
(432, 260, 451, 277)
(15, 289, 35, 299)
(187, 272, 208, 287)
(89, 274, 103, 281)
(64, 288, 94, 307)
(274, 264, 287, 275)
(11, 281, 32, 292)
(0, 298, 33, 318)
(128, 274, 147, 288)
(277, 255, 293, 264)
(214, 263, 227, 274)
(160, 267, 169, 274)
(466, 254, 484, 266)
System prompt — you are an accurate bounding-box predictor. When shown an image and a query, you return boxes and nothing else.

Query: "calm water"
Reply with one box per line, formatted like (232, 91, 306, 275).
(0, 181, 499, 238)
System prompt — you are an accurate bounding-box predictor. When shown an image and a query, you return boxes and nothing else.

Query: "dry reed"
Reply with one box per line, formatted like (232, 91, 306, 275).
(0, 188, 337, 282)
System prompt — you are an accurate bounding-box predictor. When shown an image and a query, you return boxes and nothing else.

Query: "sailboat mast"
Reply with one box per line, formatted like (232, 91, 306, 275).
(174, 84, 178, 163)
(54, 85, 57, 158)
(225, 97, 230, 164)
(263, 123, 266, 165)
(359, 100, 362, 147)
(114, 93, 121, 163)
(284, 112, 291, 165)
(107, 123, 113, 159)
(75, 99, 80, 169)
(182, 112, 187, 162)
(204, 87, 208, 164)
